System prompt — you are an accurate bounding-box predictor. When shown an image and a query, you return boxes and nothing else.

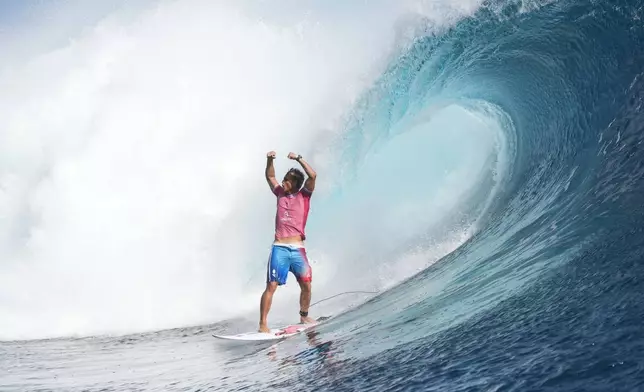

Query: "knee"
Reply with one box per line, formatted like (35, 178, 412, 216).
(265, 282, 278, 293)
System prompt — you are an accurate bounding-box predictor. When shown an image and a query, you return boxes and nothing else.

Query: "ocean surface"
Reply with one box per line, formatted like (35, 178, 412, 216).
(2, 0, 644, 391)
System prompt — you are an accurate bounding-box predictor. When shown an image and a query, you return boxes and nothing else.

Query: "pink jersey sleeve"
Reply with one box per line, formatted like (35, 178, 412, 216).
(273, 184, 285, 196)
(301, 187, 313, 197)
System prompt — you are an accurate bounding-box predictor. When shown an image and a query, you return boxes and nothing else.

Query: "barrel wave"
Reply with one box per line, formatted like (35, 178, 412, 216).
(303, 0, 644, 390)
(1, 0, 644, 391)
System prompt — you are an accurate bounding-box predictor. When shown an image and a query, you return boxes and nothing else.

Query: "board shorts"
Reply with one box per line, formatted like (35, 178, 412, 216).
(266, 244, 312, 285)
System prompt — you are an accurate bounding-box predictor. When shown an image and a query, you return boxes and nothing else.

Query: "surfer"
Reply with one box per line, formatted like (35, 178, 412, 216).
(259, 151, 317, 333)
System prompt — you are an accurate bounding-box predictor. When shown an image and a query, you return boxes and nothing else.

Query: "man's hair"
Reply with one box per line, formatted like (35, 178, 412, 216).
(286, 168, 305, 191)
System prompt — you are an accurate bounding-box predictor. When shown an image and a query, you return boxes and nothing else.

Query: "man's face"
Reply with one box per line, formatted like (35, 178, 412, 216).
(282, 175, 295, 194)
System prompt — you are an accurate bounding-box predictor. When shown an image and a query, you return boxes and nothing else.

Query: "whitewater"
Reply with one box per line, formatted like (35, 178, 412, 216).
(2, 0, 644, 391)
(0, 0, 497, 341)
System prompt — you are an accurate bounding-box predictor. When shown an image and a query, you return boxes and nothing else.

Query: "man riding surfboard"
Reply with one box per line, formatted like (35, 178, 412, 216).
(259, 151, 317, 333)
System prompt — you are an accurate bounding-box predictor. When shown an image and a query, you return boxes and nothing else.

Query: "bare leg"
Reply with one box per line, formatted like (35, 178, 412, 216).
(298, 280, 315, 324)
(259, 282, 278, 333)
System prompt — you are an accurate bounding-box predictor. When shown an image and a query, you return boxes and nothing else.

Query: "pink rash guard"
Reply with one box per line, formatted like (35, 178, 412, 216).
(272, 184, 312, 240)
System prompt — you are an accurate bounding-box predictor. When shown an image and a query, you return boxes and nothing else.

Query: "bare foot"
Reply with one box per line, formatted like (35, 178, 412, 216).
(300, 316, 316, 324)
(258, 324, 271, 333)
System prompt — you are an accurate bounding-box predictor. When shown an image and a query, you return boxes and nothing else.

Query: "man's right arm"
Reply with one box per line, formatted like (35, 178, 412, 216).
(265, 151, 279, 192)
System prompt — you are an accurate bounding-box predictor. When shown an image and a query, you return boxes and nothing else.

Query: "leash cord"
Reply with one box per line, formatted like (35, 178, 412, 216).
(309, 290, 379, 308)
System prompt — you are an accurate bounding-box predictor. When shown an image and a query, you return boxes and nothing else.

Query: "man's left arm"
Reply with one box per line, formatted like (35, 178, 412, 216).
(289, 152, 316, 193)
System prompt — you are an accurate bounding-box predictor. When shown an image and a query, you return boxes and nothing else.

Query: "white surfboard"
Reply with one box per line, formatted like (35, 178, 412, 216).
(213, 316, 331, 341)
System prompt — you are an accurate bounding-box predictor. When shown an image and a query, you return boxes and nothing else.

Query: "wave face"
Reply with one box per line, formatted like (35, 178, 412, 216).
(290, 0, 644, 390)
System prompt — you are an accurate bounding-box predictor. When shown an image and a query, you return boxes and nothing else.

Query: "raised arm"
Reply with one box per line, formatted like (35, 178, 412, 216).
(288, 152, 316, 192)
(265, 151, 279, 192)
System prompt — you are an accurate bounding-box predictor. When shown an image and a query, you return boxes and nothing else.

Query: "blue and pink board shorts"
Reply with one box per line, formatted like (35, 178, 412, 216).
(266, 244, 312, 285)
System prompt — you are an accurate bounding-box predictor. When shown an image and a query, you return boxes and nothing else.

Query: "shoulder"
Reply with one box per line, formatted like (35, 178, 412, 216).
(299, 188, 313, 198)
(273, 184, 285, 196)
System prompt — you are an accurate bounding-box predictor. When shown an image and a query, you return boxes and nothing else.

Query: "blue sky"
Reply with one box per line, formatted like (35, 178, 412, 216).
(0, 0, 148, 58)
(0, 0, 139, 29)
(0, 0, 33, 25)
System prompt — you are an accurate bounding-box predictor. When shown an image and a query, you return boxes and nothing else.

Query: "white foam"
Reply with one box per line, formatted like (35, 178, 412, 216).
(0, 0, 492, 340)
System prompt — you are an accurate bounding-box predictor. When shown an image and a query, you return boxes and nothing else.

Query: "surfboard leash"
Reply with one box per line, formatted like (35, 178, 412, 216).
(309, 290, 379, 308)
